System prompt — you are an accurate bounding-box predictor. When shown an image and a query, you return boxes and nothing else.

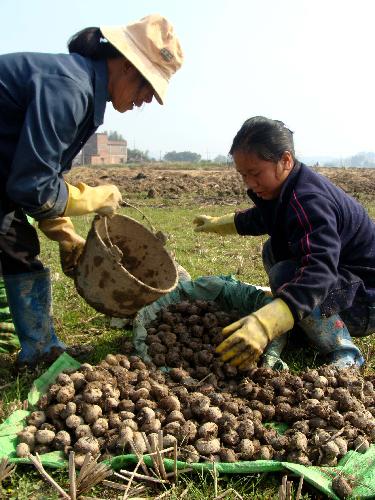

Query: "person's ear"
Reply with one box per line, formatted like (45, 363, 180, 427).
(281, 151, 294, 171)
(276, 151, 293, 179)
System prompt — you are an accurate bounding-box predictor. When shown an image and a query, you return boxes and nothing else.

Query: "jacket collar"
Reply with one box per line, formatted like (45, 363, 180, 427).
(92, 59, 108, 127)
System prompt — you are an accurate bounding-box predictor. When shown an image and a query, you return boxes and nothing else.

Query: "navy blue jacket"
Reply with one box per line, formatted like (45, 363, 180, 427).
(0, 52, 108, 232)
(234, 162, 375, 321)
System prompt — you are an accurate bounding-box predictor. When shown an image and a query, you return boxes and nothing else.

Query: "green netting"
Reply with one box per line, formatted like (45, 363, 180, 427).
(0, 279, 19, 353)
(0, 277, 374, 498)
(133, 275, 273, 362)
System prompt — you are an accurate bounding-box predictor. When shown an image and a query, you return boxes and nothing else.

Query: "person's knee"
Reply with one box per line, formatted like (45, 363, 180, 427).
(268, 260, 297, 292)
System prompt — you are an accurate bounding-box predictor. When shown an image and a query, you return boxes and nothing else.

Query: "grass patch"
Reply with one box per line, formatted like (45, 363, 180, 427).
(0, 195, 374, 499)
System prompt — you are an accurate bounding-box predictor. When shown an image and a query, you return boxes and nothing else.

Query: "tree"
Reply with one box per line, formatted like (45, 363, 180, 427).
(106, 130, 126, 141)
(213, 154, 229, 164)
(163, 151, 201, 162)
(127, 148, 150, 162)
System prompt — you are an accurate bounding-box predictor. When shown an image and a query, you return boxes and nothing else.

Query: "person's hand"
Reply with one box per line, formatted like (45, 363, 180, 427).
(216, 299, 294, 370)
(38, 217, 86, 277)
(193, 213, 236, 235)
(63, 182, 122, 217)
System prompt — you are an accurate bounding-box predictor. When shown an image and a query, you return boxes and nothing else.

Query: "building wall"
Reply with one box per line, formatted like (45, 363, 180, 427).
(80, 133, 127, 165)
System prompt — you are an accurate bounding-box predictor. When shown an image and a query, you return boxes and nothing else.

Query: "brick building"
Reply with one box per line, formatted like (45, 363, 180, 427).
(80, 133, 127, 165)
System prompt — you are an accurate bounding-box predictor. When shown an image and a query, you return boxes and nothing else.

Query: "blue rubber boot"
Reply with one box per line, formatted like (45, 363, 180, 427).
(3, 269, 65, 367)
(261, 335, 289, 371)
(299, 307, 364, 368)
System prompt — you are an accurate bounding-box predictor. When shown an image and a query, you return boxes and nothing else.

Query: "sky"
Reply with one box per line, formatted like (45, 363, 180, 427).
(2, 0, 375, 161)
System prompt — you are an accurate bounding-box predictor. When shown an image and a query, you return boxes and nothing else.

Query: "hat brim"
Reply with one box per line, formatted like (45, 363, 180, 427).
(101, 25, 167, 104)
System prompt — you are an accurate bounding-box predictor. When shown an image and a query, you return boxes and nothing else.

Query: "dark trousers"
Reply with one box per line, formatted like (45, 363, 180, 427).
(262, 239, 375, 337)
(0, 210, 43, 275)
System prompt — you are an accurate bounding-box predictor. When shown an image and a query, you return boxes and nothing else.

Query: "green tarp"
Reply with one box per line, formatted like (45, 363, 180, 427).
(0, 278, 374, 498)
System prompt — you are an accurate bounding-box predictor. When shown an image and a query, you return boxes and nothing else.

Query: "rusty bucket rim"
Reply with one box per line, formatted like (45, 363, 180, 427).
(93, 214, 178, 294)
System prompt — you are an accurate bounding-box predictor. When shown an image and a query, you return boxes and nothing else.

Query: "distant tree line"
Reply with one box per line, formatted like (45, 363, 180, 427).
(101, 130, 230, 164)
(324, 152, 375, 168)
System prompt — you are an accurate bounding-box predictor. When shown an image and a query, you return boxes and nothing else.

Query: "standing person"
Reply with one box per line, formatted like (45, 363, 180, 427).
(194, 116, 375, 369)
(0, 14, 183, 368)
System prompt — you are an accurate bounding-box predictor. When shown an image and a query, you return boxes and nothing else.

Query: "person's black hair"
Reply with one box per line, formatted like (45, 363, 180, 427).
(229, 116, 295, 162)
(68, 27, 123, 60)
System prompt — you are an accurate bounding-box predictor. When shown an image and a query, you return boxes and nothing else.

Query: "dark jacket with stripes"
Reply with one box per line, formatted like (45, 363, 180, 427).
(234, 161, 375, 321)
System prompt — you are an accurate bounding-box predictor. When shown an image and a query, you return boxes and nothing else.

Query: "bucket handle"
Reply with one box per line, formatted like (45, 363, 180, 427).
(122, 201, 168, 245)
(102, 216, 123, 263)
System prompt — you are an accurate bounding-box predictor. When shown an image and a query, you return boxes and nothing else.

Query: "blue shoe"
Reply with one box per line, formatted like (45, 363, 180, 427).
(3, 269, 65, 367)
(261, 335, 289, 370)
(299, 307, 364, 368)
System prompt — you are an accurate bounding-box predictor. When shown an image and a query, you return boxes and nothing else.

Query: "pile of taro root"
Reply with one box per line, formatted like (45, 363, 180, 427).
(17, 300, 375, 469)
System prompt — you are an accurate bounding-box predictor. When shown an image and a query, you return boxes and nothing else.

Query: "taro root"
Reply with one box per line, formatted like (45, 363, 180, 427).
(179, 421, 197, 443)
(218, 412, 238, 432)
(82, 385, 102, 405)
(103, 397, 120, 413)
(202, 406, 222, 424)
(162, 421, 181, 438)
(60, 402, 77, 419)
(69, 372, 86, 391)
(56, 384, 75, 404)
(237, 439, 255, 459)
(33, 336, 374, 468)
(118, 400, 135, 412)
(17, 430, 36, 449)
(164, 410, 185, 425)
(16, 443, 31, 457)
(289, 432, 308, 452)
(332, 475, 354, 499)
(334, 437, 348, 457)
(66, 415, 84, 429)
(219, 448, 238, 463)
(74, 436, 100, 455)
(35, 429, 55, 444)
(255, 445, 274, 460)
(179, 444, 200, 463)
(221, 429, 240, 447)
(120, 419, 138, 432)
(140, 419, 162, 433)
(82, 404, 102, 425)
(27, 411, 46, 428)
(197, 422, 218, 440)
(75, 424, 92, 439)
(54, 431, 71, 450)
(195, 438, 221, 455)
(91, 418, 109, 437)
(286, 450, 311, 466)
(322, 441, 340, 459)
(159, 395, 181, 413)
(237, 420, 255, 440)
(353, 436, 370, 453)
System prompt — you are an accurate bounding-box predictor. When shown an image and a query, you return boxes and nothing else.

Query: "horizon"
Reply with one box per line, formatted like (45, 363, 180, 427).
(2, 0, 375, 159)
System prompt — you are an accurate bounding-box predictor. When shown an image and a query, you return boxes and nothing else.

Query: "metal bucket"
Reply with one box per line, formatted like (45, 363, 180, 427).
(74, 215, 178, 317)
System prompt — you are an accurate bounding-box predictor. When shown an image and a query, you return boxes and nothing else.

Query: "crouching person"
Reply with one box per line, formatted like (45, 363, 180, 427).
(194, 116, 375, 369)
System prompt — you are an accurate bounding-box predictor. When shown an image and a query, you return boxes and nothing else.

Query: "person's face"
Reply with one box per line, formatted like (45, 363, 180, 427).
(233, 150, 294, 200)
(108, 58, 154, 113)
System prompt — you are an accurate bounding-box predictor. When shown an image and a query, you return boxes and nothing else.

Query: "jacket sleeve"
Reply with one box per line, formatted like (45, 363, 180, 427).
(275, 190, 342, 321)
(6, 75, 90, 220)
(234, 207, 268, 235)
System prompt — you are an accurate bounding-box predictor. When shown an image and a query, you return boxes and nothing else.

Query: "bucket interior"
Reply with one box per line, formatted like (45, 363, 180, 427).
(96, 216, 177, 291)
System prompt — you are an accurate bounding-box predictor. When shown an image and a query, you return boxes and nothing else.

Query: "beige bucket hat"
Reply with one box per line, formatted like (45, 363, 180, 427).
(101, 14, 183, 104)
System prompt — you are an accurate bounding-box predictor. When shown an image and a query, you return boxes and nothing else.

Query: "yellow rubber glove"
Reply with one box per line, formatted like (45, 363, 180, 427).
(38, 217, 86, 278)
(63, 182, 122, 217)
(193, 213, 237, 235)
(216, 299, 294, 370)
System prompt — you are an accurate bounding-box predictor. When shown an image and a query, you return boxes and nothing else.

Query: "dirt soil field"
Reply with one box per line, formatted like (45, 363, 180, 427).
(66, 165, 375, 205)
